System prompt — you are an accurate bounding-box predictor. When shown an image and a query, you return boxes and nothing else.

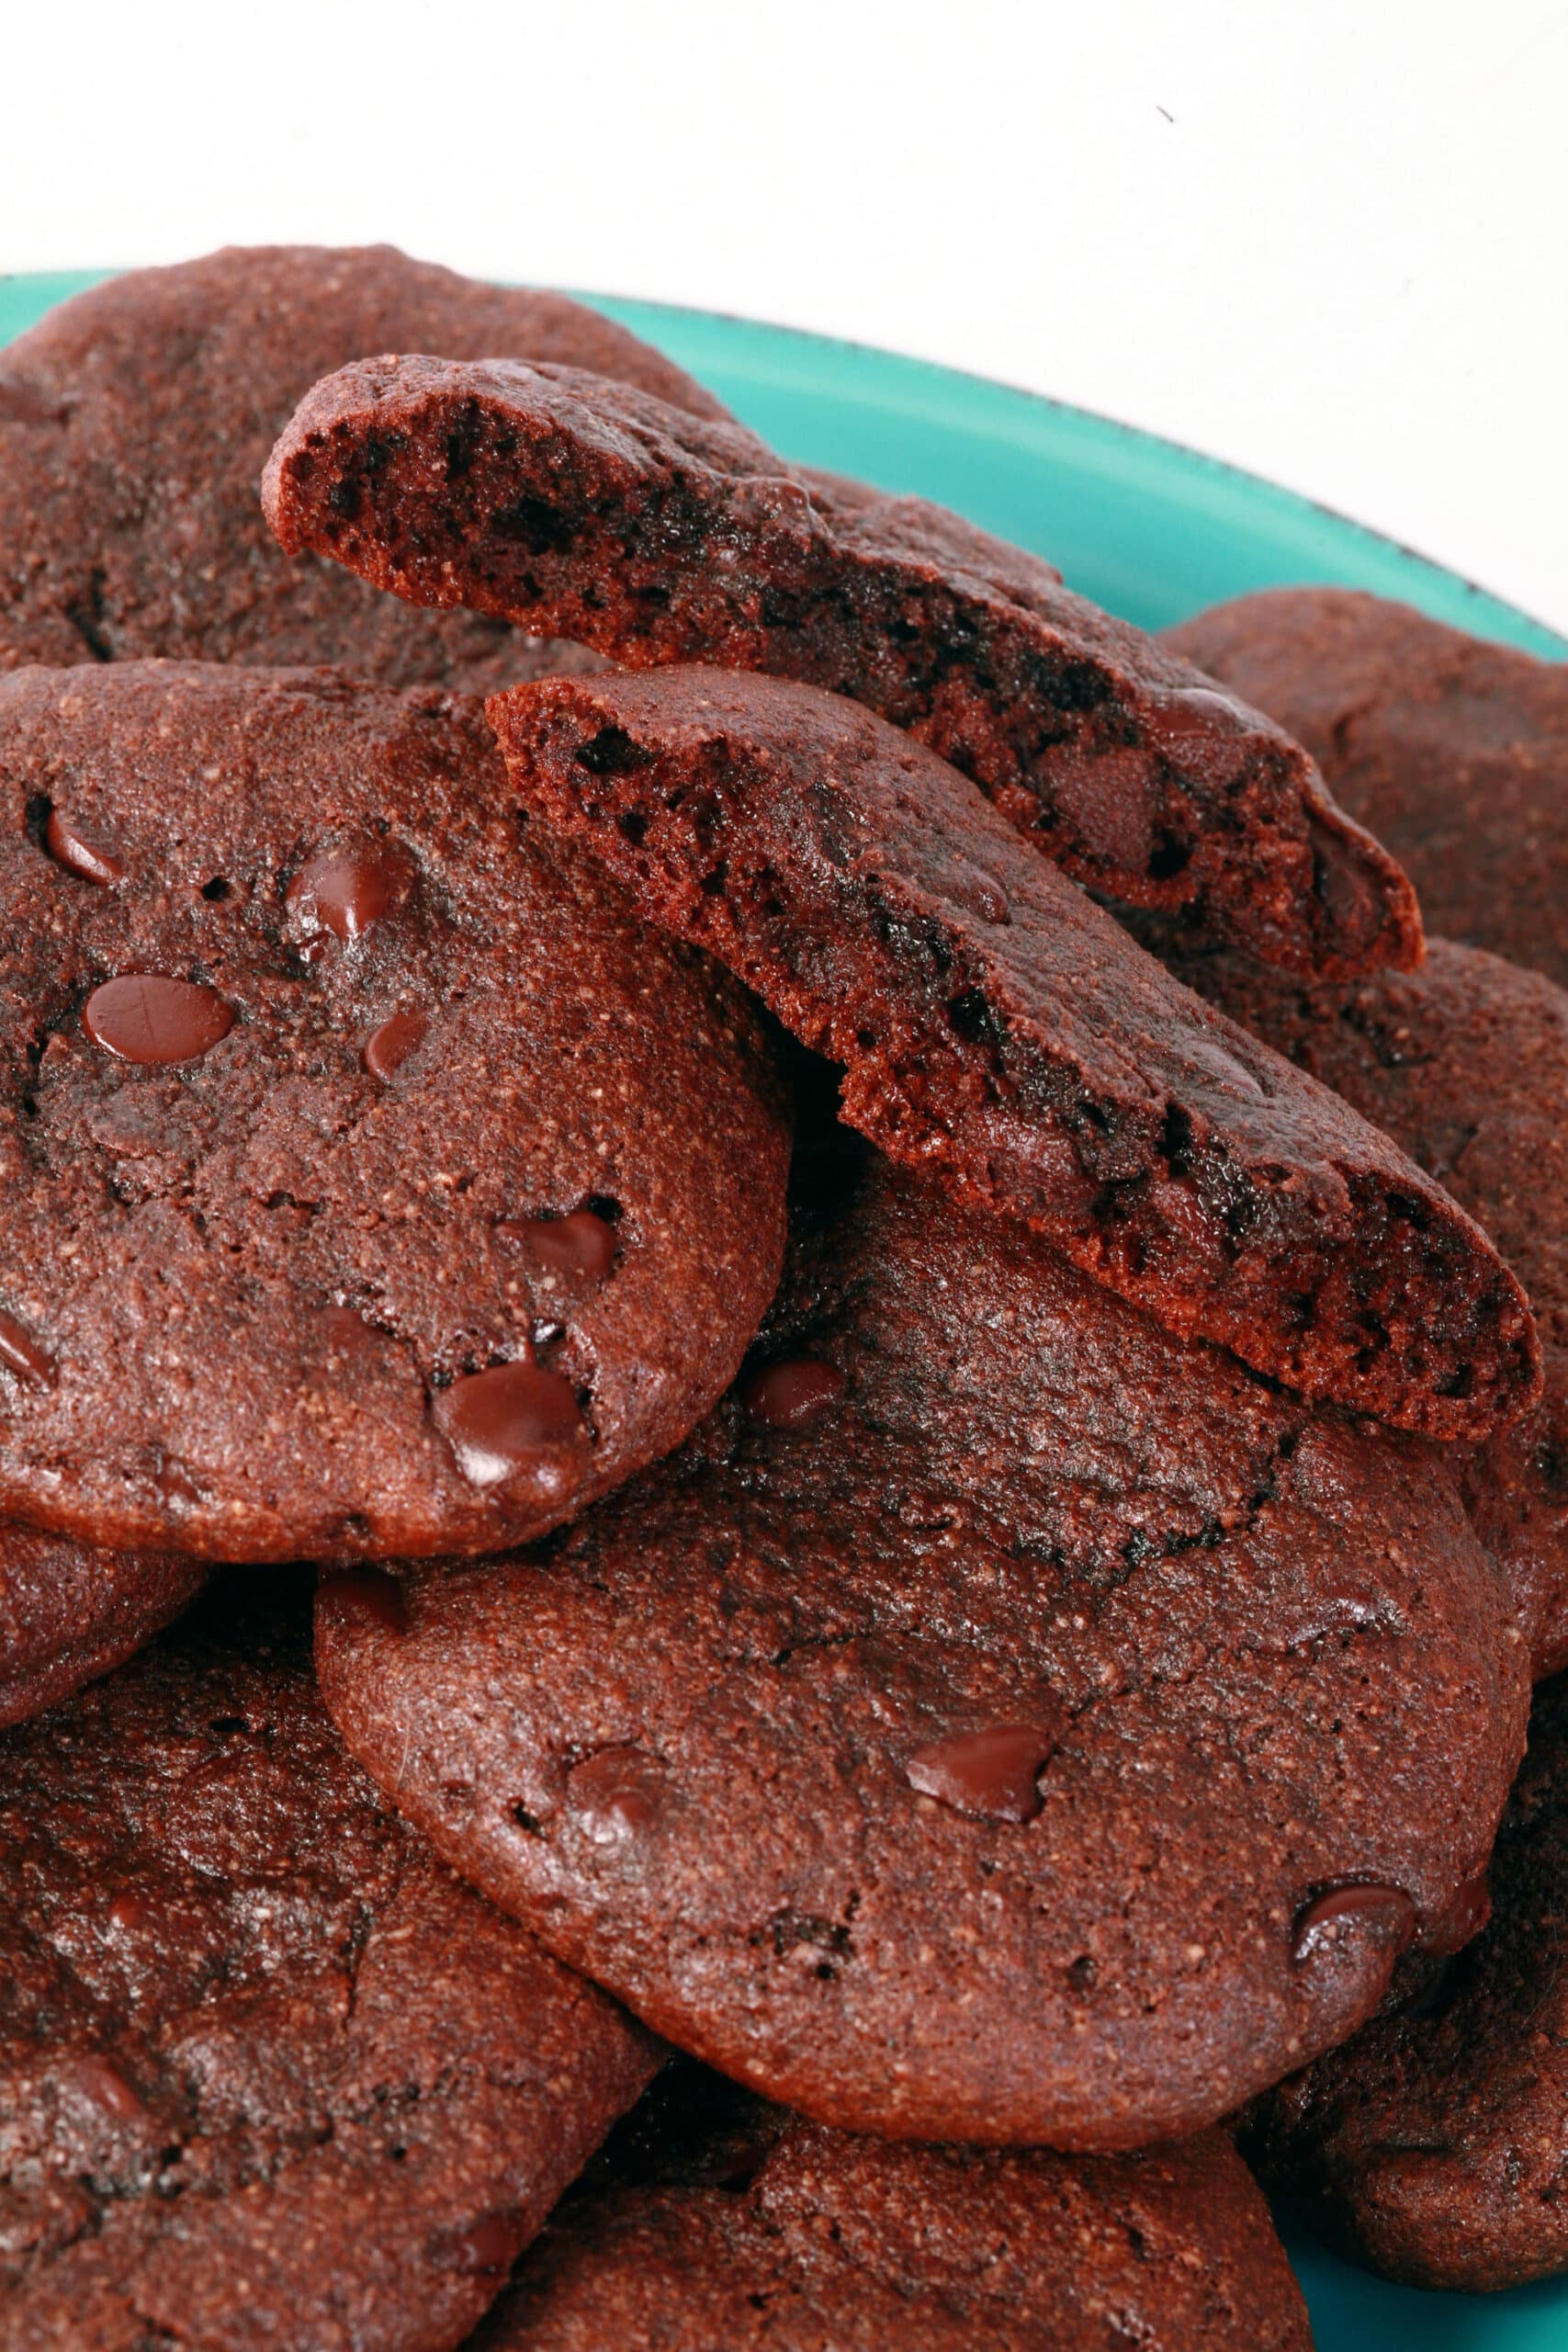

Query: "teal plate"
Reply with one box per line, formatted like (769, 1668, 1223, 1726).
(4, 271, 1566, 2346)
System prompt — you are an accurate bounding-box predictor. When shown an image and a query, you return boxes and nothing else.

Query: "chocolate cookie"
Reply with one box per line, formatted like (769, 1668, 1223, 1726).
(486, 663, 1536, 1439)
(0, 1521, 207, 1728)
(0, 1578, 660, 2351)
(261, 353, 1420, 977)
(0, 662, 788, 1561)
(1165, 588, 1568, 989)
(0, 243, 723, 693)
(477, 2064, 1314, 2350)
(315, 1141, 1527, 2148)
(1251, 1669, 1568, 2291)
(1132, 922, 1568, 1673)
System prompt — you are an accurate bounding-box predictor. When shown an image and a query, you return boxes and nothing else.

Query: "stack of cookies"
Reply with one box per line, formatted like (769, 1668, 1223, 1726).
(0, 247, 1562, 2350)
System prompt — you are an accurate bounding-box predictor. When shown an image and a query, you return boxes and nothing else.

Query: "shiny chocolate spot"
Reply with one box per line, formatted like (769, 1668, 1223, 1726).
(567, 1747, 667, 1844)
(287, 846, 400, 941)
(106, 1892, 162, 1939)
(906, 1723, 1055, 1823)
(430, 2209, 519, 2275)
(85, 975, 234, 1065)
(63, 2056, 147, 2123)
(743, 1359, 846, 1430)
(434, 1361, 590, 1490)
(46, 809, 123, 886)
(319, 1568, 410, 1638)
(1424, 1869, 1493, 1957)
(497, 1209, 617, 1282)
(0, 1308, 55, 1385)
(364, 1008, 430, 1080)
(1292, 1882, 1417, 1965)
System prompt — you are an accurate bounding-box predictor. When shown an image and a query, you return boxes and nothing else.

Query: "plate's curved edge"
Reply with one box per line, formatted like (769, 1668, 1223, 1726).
(582, 291, 1568, 662)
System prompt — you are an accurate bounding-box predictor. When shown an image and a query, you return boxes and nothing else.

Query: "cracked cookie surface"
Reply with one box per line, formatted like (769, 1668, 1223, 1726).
(316, 1134, 1527, 2147)
(262, 352, 1420, 976)
(0, 243, 725, 692)
(476, 2063, 1314, 2350)
(0, 662, 789, 1561)
(0, 1577, 660, 2352)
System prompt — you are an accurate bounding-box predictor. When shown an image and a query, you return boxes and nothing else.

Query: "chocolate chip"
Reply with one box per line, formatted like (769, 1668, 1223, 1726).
(0, 1308, 55, 1385)
(743, 1359, 846, 1430)
(319, 1569, 411, 1638)
(496, 1209, 617, 1282)
(1292, 1882, 1416, 1964)
(286, 846, 402, 941)
(62, 2055, 147, 2123)
(906, 1724, 1056, 1823)
(434, 1361, 590, 1491)
(363, 1008, 431, 1080)
(46, 809, 124, 886)
(85, 975, 235, 1066)
(567, 1746, 668, 1843)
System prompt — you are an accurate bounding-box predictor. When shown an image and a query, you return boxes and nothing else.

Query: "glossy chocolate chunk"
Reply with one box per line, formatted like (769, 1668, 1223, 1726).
(500, 1209, 618, 1282)
(263, 351, 1420, 976)
(486, 664, 1537, 1441)
(477, 2067, 1314, 2351)
(0, 662, 789, 1563)
(743, 1358, 847, 1429)
(46, 808, 123, 885)
(1166, 587, 1568, 989)
(1, 243, 728, 692)
(0, 1581, 660, 2349)
(84, 973, 235, 1065)
(316, 1146, 1524, 2148)
(1133, 921, 1568, 1676)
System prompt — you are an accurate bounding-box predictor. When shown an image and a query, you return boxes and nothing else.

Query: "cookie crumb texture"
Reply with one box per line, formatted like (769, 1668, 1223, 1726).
(0, 662, 789, 1560)
(0, 1519, 207, 1728)
(1251, 1671, 1568, 2292)
(490, 664, 1538, 1440)
(1135, 920, 1568, 1676)
(0, 243, 726, 692)
(262, 351, 1420, 977)
(316, 1146, 1527, 2148)
(0, 1582, 660, 2352)
(1166, 587, 1568, 991)
(478, 2073, 1313, 2350)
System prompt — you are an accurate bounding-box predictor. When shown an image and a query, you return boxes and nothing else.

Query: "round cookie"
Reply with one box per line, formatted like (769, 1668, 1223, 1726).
(1164, 587, 1568, 989)
(1250, 1669, 1568, 2292)
(0, 1577, 660, 2352)
(316, 1136, 1527, 2149)
(477, 2064, 1314, 2351)
(1134, 922, 1568, 1676)
(0, 1520, 207, 1728)
(0, 662, 789, 1561)
(0, 243, 724, 692)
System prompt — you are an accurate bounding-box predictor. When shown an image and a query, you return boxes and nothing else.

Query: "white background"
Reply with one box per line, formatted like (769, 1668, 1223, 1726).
(6, 0, 1566, 632)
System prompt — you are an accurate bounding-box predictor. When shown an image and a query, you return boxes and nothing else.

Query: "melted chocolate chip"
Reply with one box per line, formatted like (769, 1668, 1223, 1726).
(286, 846, 401, 941)
(45, 809, 124, 886)
(497, 1209, 617, 1282)
(0, 1308, 55, 1385)
(1292, 1882, 1417, 1964)
(106, 1892, 163, 1938)
(743, 1359, 846, 1430)
(319, 1568, 411, 1638)
(567, 1746, 667, 1843)
(434, 1361, 590, 1490)
(85, 974, 235, 1065)
(906, 1723, 1056, 1823)
(429, 2209, 520, 2275)
(364, 1007, 431, 1080)
(63, 2055, 147, 2123)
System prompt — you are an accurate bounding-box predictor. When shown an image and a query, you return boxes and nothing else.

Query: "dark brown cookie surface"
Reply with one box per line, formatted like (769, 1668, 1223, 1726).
(315, 1141, 1527, 2148)
(1165, 588, 1568, 988)
(262, 353, 1420, 977)
(0, 244, 722, 692)
(0, 662, 788, 1561)
(1133, 923, 1568, 1673)
(1251, 1670, 1568, 2292)
(477, 2064, 1314, 2350)
(0, 1579, 660, 2352)
(488, 663, 1536, 1440)
(0, 1521, 207, 1728)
